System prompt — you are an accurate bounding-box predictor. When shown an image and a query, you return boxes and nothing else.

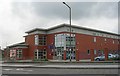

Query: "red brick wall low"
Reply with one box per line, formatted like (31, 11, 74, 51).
(76, 33, 119, 60)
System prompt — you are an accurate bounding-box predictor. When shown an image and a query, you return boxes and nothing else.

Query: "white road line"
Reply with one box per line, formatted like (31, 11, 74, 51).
(3, 69, 13, 71)
(26, 70, 33, 71)
(16, 68, 23, 71)
(16, 68, 33, 71)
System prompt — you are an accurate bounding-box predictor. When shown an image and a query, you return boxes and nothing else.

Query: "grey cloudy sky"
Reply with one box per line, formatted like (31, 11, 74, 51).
(0, 0, 119, 49)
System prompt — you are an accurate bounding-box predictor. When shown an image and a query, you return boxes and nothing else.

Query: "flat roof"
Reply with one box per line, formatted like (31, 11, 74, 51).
(6, 42, 29, 48)
(25, 23, 119, 36)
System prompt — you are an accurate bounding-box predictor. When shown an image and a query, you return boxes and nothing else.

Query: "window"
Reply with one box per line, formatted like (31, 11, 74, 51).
(55, 34, 75, 47)
(101, 50, 104, 54)
(55, 34, 65, 47)
(105, 38, 107, 41)
(94, 50, 96, 55)
(35, 35, 46, 46)
(16, 49, 22, 59)
(35, 35, 39, 45)
(66, 36, 75, 46)
(39, 36, 46, 45)
(34, 51, 37, 59)
(93, 37, 96, 42)
(98, 50, 101, 53)
(93, 33, 96, 36)
(113, 40, 114, 44)
(34, 49, 46, 60)
(87, 50, 90, 55)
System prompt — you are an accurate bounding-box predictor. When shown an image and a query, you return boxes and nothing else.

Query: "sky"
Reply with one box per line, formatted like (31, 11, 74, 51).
(0, 0, 119, 49)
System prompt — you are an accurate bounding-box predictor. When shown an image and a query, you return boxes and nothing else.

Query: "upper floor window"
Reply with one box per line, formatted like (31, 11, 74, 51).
(113, 40, 115, 44)
(93, 37, 96, 42)
(35, 35, 47, 46)
(104, 38, 107, 41)
(35, 35, 39, 45)
(55, 34, 75, 48)
(39, 36, 46, 45)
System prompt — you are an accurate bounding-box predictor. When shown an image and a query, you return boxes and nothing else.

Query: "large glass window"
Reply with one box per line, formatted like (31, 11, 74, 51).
(54, 33, 76, 60)
(66, 47, 76, 60)
(16, 49, 22, 59)
(55, 34, 75, 47)
(34, 49, 46, 60)
(55, 34, 65, 47)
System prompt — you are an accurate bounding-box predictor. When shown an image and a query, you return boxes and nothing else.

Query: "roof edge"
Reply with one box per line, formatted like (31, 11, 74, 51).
(25, 23, 119, 36)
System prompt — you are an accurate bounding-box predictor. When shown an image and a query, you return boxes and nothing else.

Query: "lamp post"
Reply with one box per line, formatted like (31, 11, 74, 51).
(63, 2, 72, 61)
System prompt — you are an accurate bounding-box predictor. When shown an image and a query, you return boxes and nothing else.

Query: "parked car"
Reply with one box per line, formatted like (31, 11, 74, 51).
(108, 54, 116, 59)
(114, 54, 120, 60)
(94, 55, 105, 61)
(94, 54, 116, 61)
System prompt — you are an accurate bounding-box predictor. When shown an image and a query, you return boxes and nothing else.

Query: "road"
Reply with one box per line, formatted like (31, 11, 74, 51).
(1, 62, 120, 76)
(2, 67, 119, 74)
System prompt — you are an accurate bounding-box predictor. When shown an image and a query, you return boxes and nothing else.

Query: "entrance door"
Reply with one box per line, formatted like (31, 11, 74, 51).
(57, 50, 62, 60)
(54, 47, 64, 60)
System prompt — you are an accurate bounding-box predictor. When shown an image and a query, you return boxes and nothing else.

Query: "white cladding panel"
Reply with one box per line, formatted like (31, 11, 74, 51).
(67, 27, 94, 35)
(47, 26, 67, 34)
(28, 30, 46, 35)
(47, 26, 118, 39)
(66, 26, 118, 39)
(27, 25, 119, 39)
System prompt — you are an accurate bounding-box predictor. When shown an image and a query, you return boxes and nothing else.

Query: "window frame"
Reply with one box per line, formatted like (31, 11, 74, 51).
(16, 49, 22, 59)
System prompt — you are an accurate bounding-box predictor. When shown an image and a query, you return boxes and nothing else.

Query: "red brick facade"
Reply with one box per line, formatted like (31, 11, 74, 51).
(3, 24, 120, 61)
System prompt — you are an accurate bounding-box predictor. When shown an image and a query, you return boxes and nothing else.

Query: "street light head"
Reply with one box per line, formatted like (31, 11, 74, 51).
(63, 2, 66, 4)
(62, 2, 71, 9)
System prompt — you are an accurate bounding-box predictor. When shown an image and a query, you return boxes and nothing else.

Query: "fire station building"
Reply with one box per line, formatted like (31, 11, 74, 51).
(4, 24, 120, 61)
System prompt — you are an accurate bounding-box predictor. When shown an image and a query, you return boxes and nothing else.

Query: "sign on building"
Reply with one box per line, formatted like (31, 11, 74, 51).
(10, 49, 16, 58)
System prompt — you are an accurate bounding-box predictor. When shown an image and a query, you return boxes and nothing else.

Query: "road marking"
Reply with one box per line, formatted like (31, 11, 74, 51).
(16, 68, 33, 71)
(3, 69, 13, 71)
(16, 68, 23, 71)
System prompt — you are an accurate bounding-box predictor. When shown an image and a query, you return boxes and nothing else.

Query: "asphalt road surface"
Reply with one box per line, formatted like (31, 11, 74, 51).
(2, 67, 119, 74)
(1, 74, 119, 76)
(1, 62, 120, 76)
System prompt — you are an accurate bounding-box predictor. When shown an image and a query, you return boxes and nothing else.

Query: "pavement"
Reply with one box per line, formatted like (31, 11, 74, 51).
(1, 63, 120, 69)
(2, 59, 120, 63)
(0, 60, 120, 69)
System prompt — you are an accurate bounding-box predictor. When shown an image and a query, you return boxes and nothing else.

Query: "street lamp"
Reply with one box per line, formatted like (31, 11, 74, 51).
(63, 2, 72, 61)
